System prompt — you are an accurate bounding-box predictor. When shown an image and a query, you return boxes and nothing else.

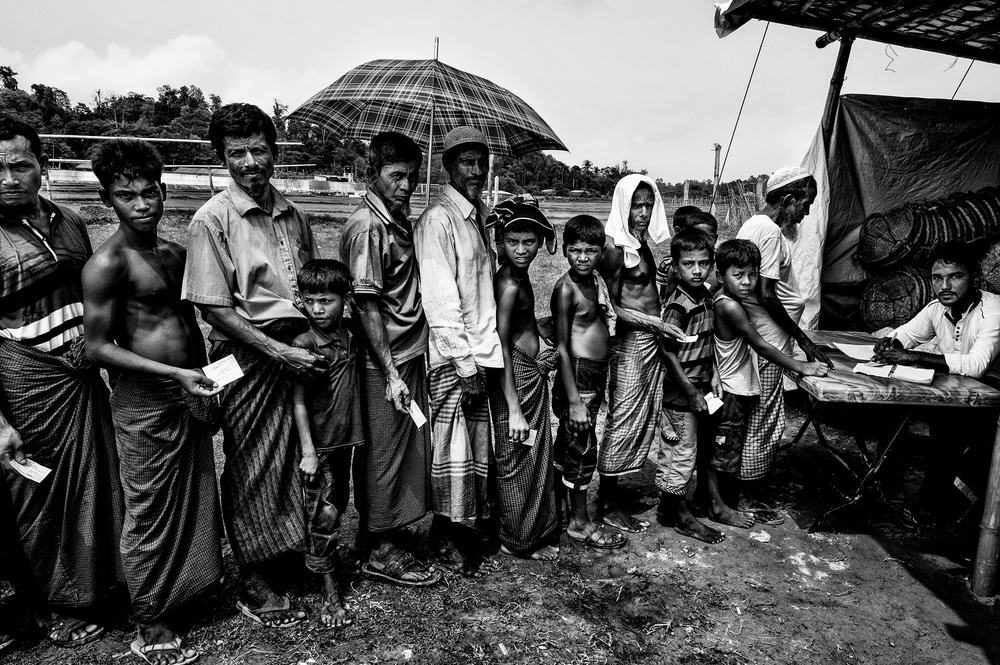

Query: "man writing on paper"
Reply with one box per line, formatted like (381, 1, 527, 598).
(182, 103, 326, 628)
(874, 242, 1000, 516)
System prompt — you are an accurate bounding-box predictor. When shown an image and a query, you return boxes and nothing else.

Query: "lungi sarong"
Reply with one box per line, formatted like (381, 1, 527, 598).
(554, 357, 608, 490)
(111, 373, 223, 621)
(0, 337, 123, 607)
(738, 359, 785, 481)
(428, 364, 492, 524)
(599, 328, 665, 476)
(355, 356, 431, 533)
(212, 340, 305, 566)
(488, 346, 558, 552)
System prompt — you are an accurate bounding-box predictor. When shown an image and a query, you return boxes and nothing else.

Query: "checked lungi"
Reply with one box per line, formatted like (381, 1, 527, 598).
(599, 328, 665, 476)
(0, 337, 124, 607)
(487, 346, 558, 552)
(111, 373, 223, 621)
(355, 356, 431, 533)
(738, 358, 785, 481)
(212, 340, 305, 566)
(428, 364, 492, 524)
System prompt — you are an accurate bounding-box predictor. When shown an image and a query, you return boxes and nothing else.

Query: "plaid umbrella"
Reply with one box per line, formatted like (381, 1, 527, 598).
(286, 58, 568, 158)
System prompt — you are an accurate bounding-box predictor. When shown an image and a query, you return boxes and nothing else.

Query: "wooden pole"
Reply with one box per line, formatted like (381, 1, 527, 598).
(820, 34, 854, 150)
(425, 37, 439, 209)
(972, 411, 1000, 596)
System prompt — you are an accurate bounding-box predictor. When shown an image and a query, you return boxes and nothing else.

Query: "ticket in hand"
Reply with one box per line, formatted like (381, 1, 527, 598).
(202, 354, 244, 388)
(521, 429, 538, 447)
(10, 458, 52, 483)
(408, 401, 427, 428)
(680, 335, 699, 344)
(704, 392, 724, 415)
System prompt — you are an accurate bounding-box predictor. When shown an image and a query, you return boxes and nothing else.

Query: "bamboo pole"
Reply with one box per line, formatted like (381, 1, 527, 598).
(820, 34, 854, 149)
(425, 37, 439, 209)
(972, 412, 1000, 596)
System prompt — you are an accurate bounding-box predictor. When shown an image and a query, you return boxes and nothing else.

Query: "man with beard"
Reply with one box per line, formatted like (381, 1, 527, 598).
(183, 103, 326, 628)
(341, 132, 440, 587)
(414, 127, 502, 578)
(0, 114, 123, 648)
(596, 174, 685, 534)
(735, 166, 831, 522)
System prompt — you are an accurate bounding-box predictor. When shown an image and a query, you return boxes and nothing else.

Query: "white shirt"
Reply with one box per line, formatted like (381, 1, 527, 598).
(892, 290, 1000, 382)
(414, 184, 503, 375)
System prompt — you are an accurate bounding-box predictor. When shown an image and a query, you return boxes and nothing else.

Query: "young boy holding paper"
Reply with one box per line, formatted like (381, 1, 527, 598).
(82, 139, 223, 665)
(291, 259, 369, 628)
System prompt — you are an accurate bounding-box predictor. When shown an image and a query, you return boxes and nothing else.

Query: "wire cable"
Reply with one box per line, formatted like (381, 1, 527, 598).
(951, 60, 974, 100)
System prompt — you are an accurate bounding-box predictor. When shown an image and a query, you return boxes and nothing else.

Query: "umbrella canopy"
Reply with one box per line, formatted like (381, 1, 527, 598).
(287, 58, 568, 158)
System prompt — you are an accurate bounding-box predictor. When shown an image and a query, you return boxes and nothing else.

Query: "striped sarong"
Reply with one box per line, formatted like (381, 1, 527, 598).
(428, 364, 492, 524)
(599, 328, 665, 476)
(212, 340, 305, 566)
(0, 337, 124, 607)
(111, 373, 223, 621)
(355, 356, 431, 533)
(738, 359, 785, 481)
(488, 346, 557, 552)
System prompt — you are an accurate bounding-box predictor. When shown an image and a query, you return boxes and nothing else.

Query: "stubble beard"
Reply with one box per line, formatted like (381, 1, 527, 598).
(781, 222, 799, 242)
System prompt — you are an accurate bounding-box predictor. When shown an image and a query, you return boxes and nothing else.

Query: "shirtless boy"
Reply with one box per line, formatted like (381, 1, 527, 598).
(551, 215, 625, 550)
(83, 139, 223, 665)
(488, 196, 560, 561)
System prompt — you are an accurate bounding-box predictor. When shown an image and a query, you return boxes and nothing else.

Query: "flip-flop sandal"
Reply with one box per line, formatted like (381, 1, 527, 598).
(363, 548, 442, 587)
(235, 598, 304, 629)
(500, 544, 560, 561)
(598, 511, 649, 534)
(742, 508, 784, 526)
(567, 525, 628, 550)
(130, 637, 199, 665)
(460, 556, 502, 579)
(0, 633, 16, 652)
(318, 593, 353, 630)
(46, 618, 104, 648)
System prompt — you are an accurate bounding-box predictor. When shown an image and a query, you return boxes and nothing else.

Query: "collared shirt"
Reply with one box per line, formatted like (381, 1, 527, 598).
(0, 198, 90, 354)
(737, 214, 804, 355)
(182, 182, 317, 341)
(414, 183, 502, 375)
(892, 290, 1000, 382)
(662, 282, 715, 408)
(340, 188, 428, 368)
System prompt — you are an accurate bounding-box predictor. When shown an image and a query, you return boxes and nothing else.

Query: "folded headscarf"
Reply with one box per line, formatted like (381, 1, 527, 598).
(487, 194, 557, 257)
(605, 174, 670, 269)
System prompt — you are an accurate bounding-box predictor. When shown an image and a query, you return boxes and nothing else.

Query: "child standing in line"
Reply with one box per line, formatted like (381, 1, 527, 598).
(551, 215, 626, 550)
(292, 259, 366, 629)
(658, 209, 721, 304)
(712, 240, 828, 523)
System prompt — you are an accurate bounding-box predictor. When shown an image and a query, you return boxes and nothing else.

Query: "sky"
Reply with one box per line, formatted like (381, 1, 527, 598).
(2, 0, 998, 183)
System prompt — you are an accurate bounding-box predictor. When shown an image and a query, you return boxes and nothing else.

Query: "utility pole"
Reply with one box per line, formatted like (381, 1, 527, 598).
(710, 143, 722, 214)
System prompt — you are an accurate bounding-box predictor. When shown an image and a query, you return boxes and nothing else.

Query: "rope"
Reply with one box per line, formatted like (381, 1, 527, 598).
(711, 22, 769, 212)
(951, 60, 975, 100)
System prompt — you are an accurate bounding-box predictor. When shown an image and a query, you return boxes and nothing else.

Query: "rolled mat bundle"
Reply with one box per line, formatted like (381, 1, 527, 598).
(859, 265, 933, 331)
(857, 186, 1000, 270)
(981, 241, 1000, 295)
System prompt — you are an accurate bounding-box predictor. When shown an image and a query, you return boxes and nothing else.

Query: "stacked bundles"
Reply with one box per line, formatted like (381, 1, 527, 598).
(860, 266, 933, 331)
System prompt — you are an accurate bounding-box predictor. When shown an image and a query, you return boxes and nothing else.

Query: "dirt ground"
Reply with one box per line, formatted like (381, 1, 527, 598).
(2, 186, 999, 664)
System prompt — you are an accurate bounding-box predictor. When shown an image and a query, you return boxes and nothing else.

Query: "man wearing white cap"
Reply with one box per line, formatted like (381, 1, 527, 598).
(735, 166, 831, 522)
(414, 126, 501, 578)
(596, 174, 685, 533)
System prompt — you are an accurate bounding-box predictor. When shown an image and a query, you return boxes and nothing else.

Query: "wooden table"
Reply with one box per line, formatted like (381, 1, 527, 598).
(789, 330, 1000, 597)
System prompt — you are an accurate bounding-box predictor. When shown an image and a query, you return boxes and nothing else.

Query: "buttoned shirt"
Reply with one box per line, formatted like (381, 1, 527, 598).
(340, 188, 428, 369)
(414, 183, 502, 375)
(182, 183, 317, 341)
(892, 290, 1000, 383)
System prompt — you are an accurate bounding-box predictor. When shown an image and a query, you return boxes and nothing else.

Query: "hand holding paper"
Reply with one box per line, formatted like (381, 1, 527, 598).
(202, 355, 244, 388)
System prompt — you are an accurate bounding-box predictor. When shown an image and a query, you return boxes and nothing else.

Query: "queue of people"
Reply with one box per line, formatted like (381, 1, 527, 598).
(1, 104, 998, 665)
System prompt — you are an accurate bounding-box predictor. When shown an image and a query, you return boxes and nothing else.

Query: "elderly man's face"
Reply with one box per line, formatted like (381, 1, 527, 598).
(0, 135, 45, 214)
(931, 259, 972, 308)
(448, 147, 488, 203)
(628, 185, 655, 240)
(221, 133, 275, 202)
(372, 160, 421, 220)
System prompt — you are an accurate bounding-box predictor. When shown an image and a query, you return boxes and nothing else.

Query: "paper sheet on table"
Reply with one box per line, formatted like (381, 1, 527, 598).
(704, 392, 724, 415)
(202, 354, 244, 388)
(833, 343, 876, 361)
(10, 458, 51, 483)
(408, 401, 427, 428)
(521, 429, 538, 447)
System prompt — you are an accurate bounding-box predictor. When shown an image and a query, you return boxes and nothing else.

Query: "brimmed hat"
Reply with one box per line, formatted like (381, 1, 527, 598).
(766, 165, 812, 194)
(488, 194, 557, 255)
(443, 126, 489, 154)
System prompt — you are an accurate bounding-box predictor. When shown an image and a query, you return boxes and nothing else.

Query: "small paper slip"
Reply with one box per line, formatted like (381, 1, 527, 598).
(202, 354, 244, 388)
(408, 401, 427, 428)
(833, 343, 876, 361)
(10, 458, 51, 483)
(680, 335, 699, 344)
(704, 392, 724, 415)
(521, 429, 538, 448)
(853, 362, 934, 385)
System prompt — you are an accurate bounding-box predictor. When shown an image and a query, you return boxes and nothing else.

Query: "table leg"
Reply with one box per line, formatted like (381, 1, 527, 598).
(972, 410, 1000, 597)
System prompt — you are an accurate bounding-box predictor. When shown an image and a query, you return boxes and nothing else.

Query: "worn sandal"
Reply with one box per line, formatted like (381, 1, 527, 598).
(45, 617, 104, 648)
(363, 547, 441, 587)
(130, 636, 199, 665)
(235, 598, 305, 629)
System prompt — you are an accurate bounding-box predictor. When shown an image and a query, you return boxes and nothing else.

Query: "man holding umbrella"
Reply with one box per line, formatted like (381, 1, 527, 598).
(415, 127, 501, 579)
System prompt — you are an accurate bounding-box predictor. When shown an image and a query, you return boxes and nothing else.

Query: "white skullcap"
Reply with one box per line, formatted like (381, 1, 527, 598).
(766, 166, 812, 194)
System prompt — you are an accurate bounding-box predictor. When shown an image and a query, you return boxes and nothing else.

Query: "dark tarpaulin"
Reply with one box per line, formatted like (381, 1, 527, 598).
(820, 94, 1000, 328)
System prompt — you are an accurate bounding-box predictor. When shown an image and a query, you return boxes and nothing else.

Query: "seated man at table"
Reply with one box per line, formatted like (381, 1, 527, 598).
(874, 242, 1000, 516)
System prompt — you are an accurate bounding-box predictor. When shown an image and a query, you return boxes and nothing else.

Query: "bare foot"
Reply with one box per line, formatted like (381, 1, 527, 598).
(598, 509, 649, 533)
(710, 505, 755, 529)
(133, 622, 197, 665)
(673, 514, 725, 544)
(500, 544, 560, 561)
(318, 593, 352, 629)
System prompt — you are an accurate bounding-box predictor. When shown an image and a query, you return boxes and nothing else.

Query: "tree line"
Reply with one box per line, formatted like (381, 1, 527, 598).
(0, 67, 762, 199)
